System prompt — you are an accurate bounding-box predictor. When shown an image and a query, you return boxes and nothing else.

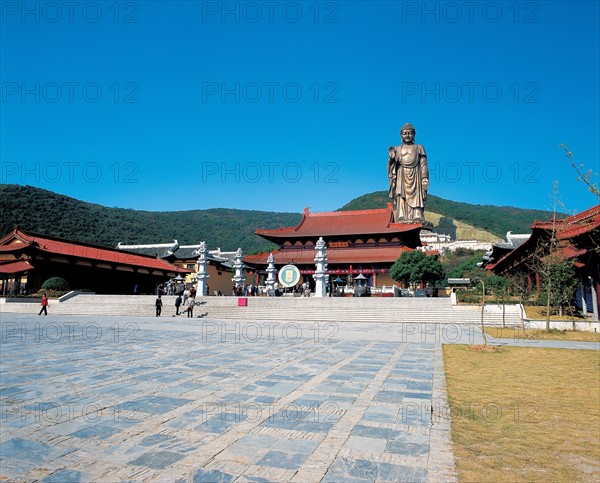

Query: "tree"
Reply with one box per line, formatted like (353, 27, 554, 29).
(390, 250, 444, 289)
(539, 253, 578, 317)
(471, 277, 488, 345)
(41, 276, 69, 291)
(441, 249, 486, 285)
(526, 239, 579, 326)
(522, 180, 590, 327)
(561, 144, 600, 199)
(485, 275, 510, 327)
(485, 275, 509, 295)
(504, 273, 528, 332)
(541, 181, 561, 329)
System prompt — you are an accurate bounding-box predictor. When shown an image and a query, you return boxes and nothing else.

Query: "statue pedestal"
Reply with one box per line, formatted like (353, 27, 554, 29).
(314, 273, 327, 297)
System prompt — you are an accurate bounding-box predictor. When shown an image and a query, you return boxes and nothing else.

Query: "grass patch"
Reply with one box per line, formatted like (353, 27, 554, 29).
(485, 327, 600, 342)
(444, 345, 600, 482)
(524, 306, 587, 321)
(425, 211, 499, 242)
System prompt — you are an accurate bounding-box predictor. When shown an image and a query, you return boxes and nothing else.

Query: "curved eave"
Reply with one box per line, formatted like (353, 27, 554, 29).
(244, 246, 414, 266)
(256, 224, 422, 242)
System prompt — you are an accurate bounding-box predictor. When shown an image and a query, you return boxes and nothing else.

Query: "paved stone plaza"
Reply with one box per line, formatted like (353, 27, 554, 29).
(0, 313, 463, 482)
(1, 313, 597, 482)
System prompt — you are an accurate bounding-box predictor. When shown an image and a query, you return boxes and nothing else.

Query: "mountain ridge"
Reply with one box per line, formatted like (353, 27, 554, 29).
(0, 184, 552, 253)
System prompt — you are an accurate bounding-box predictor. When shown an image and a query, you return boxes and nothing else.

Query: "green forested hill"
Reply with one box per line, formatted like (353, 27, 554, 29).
(339, 191, 552, 238)
(0, 185, 300, 253)
(1, 184, 550, 252)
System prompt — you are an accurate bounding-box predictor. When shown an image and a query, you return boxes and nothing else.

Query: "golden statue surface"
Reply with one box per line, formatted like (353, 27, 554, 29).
(387, 123, 429, 222)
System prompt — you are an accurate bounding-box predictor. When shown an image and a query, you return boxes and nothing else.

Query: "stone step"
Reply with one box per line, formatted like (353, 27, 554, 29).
(1, 302, 520, 325)
(1, 294, 523, 326)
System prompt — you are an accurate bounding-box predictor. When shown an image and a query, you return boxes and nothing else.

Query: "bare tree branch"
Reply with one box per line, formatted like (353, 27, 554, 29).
(560, 144, 600, 199)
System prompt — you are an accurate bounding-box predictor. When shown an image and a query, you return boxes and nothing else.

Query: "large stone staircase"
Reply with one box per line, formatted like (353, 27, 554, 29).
(1, 294, 524, 326)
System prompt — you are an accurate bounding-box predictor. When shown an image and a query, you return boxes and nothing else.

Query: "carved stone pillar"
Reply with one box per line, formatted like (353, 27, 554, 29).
(194, 241, 209, 297)
(313, 237, 328, 298)
(265, 253, 277, 296)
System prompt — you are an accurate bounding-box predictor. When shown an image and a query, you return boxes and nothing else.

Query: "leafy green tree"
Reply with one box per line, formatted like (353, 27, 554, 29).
(41, 277, 69, 291)
(390, 250, 444, 289)
(441, 249, 486, 284)
(485, 275, 509, 296)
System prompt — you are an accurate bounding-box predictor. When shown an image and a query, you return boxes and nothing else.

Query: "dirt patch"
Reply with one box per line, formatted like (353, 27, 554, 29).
(467, 344, 501, 352)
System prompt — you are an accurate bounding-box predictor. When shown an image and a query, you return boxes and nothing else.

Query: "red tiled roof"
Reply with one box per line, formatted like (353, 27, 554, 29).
(488, 217, 596, 274)
(0, 259, 34, 274)
(555, 245, 587, 260)
(0, 229, 189, 273)
(562, 204, 600, 223)
(0, 242, 32, 252)
(256, 207, 422, 239)
(244, 246, 413, 266)
(532, 204, 600, 239)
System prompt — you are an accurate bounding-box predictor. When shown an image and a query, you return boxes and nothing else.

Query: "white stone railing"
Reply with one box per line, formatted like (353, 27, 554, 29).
(58, 290, 95, 302)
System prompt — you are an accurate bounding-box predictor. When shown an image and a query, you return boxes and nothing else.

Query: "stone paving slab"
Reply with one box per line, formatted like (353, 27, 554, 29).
(2, 312, 594, 482)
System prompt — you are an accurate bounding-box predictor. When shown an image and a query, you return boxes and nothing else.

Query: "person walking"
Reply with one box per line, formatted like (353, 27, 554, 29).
(175, 294, 182, 315)
(187, 298, 194, 318)
(155, 294, 163, 317)
(38, 293, 48, 316)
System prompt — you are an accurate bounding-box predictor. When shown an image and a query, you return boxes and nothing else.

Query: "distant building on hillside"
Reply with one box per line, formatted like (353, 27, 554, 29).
(479, 231, 531, 268)
(419, 230, 494, 254)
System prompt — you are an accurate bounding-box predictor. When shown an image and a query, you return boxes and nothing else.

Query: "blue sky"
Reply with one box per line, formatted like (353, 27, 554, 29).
(1, 1, 599, 216)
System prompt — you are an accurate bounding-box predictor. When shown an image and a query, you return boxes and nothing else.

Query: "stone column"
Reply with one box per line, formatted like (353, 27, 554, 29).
(194, 241, 209, 297)
(232, 247, 245, 291)
(313, 237, 328, 298)
(265, 253, 277, 296)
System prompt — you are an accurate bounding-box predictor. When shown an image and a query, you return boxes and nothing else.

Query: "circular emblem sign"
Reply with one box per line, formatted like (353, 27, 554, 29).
(278, 264, 301, 288)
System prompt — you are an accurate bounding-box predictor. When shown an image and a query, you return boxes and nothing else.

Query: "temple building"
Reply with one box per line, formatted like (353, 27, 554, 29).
(243, 204, 423, 288)
(0, 228, 190, 295)
(479, 231, 530, 267)
(485, 204, 600, 319)
(116, 241, 237, 295)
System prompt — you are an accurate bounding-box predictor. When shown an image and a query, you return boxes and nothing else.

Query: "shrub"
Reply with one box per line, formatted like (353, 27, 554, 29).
(456, 290, 482, 304)
(41, 276, 69, 291)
